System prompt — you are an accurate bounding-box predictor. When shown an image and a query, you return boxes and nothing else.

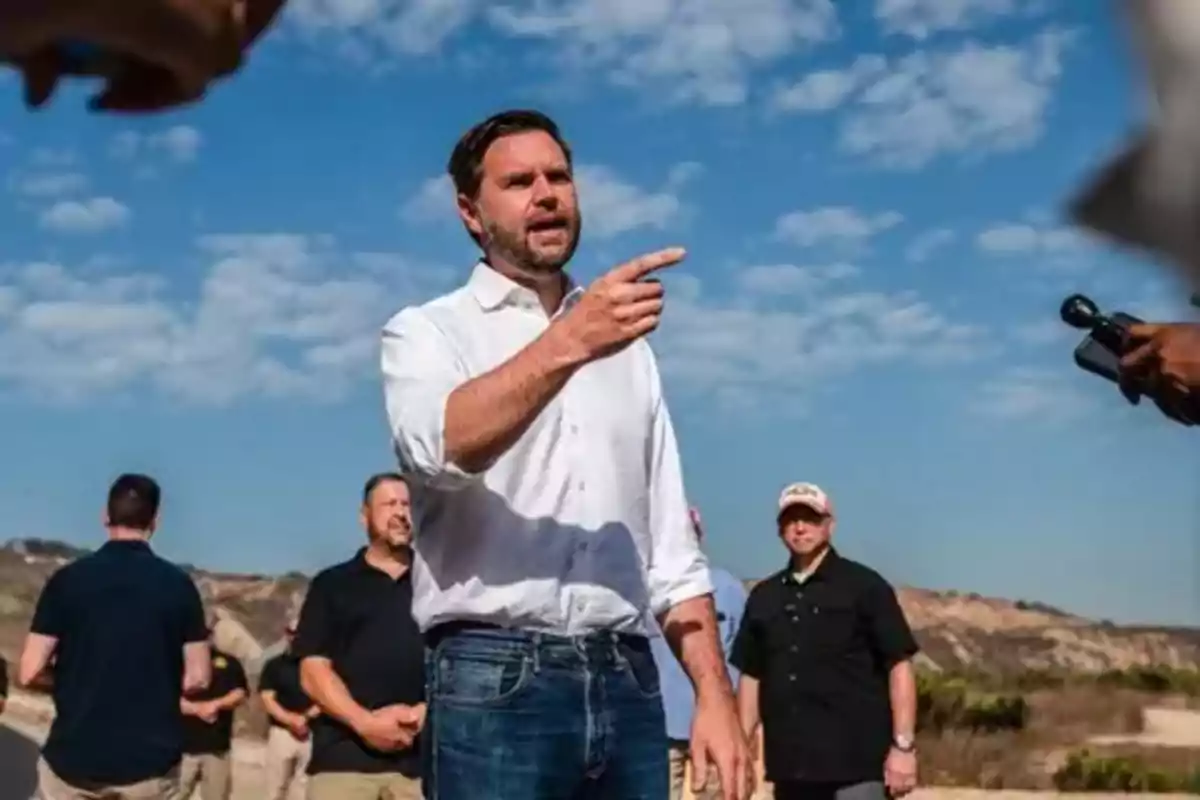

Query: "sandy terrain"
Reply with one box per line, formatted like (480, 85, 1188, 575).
(1089, 706, 1200, 748)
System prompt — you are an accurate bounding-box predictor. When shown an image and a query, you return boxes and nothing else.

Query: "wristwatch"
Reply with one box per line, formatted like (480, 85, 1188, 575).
(892, 734, 916, 753)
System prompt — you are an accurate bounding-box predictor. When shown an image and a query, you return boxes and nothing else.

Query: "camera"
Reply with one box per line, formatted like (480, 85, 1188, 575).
(1060, 293, 1198, 424)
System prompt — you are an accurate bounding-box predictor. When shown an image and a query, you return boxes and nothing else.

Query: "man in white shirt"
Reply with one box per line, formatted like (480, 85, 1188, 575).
(380, 108, 751, 800)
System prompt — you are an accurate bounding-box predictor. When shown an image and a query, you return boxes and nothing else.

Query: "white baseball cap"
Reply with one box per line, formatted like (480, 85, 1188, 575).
(777, 482, 833, 517)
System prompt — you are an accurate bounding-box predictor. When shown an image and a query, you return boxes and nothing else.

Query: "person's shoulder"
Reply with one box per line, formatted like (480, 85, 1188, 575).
(381, 279, 475, 338)
(307, 556, 359, 592)
(833, 554, 895, 589)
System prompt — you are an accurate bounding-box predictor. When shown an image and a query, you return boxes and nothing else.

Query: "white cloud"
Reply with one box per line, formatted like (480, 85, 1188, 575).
(654, 265, 984, 405)
(874, 0, 1032, 40)
(287, 0, 840, 105)
(0, 236, 454, 405)
(489, 0, 840, 105)
(9, 171, 88, 199)
(972, 367, 1091, 421)
(399, 175, 454, 225)
(109, 125, 203, 163)
(774, 206, 903, 249)
(400, 162, 693, 239)
(736, 262, 858, 296)
(905, 227, 956, 261)
(771, 54, 885, 112)
(975, 222, 1092, 265)
(776, 28, 1073, 168)
(286, 0, 478, 55)
(39, 197, 130, 234)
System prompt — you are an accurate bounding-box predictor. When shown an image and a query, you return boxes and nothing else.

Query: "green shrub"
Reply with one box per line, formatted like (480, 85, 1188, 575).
(916, 672, 1027, 733)
(1054, 750, 1200, 793)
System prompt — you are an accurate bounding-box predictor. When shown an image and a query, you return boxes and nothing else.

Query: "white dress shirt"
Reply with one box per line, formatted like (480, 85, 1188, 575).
(380, 261, 712, 636)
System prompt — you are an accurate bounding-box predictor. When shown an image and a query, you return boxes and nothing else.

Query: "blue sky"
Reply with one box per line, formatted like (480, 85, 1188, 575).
(0, 0, 1196, 626)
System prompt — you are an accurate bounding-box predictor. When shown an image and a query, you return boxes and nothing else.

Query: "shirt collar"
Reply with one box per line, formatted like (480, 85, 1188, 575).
(468, 261, 583, 315)
(783, 546, 839, 586)
(352, 546, 412, 583)
(101, 538, 151, 552)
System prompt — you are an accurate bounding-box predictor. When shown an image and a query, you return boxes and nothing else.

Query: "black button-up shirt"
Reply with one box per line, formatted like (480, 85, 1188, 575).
(291, 549, 425, 777)
(730, 548, 919, 785)
(182, 648, 248, 755)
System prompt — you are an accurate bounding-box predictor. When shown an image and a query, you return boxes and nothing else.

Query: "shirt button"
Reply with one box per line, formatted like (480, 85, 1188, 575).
(577, 481, 586, 491)
(788, 674, 797, 682)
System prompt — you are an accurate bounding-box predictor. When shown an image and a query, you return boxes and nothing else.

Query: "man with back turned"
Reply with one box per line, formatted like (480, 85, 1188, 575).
(18, 473, 211, 800)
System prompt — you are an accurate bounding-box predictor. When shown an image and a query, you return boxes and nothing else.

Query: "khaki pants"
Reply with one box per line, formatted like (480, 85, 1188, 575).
(37, 757, 181, 800)
(307, 772, 422, 800)
(263, 727, 312, 800)
(668, 742, 721, 800)
(179, 752, 232, 800)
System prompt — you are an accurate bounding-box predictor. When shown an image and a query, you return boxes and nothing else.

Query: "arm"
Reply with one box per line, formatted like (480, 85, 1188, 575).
(863, 576, 921, 744)
(180, 582, 211, 694)
(260, 689, 306, 729)
(293, 574, 369, 729)
(381, 308, 583, 483)
(18, 572, 64, 690)
(729, 600, 765, 739)
(299, 657, 371, 731)
(642, 354, 722, 698)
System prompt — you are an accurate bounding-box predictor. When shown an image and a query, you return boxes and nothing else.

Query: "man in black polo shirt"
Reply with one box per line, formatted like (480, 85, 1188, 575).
(731, 482, 920, 800)
(259, 618, 319, 800)
(0, 654, 8, 715)
(294, 472, 426, 800)
(17, 473, 211, 799)
(180, 612, 249, 800)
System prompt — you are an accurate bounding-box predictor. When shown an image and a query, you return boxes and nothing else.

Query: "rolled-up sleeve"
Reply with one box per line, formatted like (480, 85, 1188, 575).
(644, 351, 713, 617)
(380, 307, 480, 490)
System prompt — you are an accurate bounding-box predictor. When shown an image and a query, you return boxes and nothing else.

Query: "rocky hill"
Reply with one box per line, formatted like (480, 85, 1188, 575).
(1, 538, 1197, 678)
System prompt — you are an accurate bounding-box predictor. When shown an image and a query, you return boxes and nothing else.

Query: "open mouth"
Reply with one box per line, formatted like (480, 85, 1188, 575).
(527, 217, 569, 235)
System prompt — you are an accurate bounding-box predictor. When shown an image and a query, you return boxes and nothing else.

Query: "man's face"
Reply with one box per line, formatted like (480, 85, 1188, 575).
(778, 504, 833, 557)
(457, 130, 581, 274)
(361, 478, 413, 550)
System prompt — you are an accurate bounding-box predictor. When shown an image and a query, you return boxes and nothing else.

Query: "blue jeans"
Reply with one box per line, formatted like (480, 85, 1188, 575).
(422, 625, 669, 799)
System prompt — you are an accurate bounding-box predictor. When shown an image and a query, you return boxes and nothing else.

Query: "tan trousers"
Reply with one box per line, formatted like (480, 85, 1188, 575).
(668, 743, 721, 800)
(263, 727, 312, 800)
(307, 772, 422, 800)
(37, 757, 182, 800)
(179, 753, 232, 800)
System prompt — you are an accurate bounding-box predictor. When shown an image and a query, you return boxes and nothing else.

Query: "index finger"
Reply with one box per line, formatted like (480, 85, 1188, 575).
(1125, 322, 1164, 342)
(611, 247, 686, 282)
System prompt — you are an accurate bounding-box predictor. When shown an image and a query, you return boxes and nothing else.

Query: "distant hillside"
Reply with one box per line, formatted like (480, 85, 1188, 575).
(2, 538, 1198, 677)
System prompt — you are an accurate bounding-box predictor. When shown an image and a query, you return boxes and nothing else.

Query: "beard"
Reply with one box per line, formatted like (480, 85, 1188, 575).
(480, 212, 582, 274)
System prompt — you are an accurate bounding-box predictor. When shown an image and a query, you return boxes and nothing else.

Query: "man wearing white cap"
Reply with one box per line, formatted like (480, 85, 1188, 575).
(730, 483, 920, 800)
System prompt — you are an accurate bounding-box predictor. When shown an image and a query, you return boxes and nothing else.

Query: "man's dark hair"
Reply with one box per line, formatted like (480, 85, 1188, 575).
(362, 472, 407, 505)
(105, 473, 161, 530)
(447, 109, 573, 200)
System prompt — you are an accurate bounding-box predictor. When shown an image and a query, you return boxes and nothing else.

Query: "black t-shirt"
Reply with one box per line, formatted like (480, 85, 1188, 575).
(259, 653, 311, 723)
(0, 655, 8, 700)
(181, 648, 248, 755)
(31, 539, 209, 785)
(730, 549, 920, 784)
(291, 549, 426, 777)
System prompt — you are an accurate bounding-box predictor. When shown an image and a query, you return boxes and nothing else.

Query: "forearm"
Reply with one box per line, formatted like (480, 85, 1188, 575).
(210, 689, 246, 712)
(889, 660, 917, 738)
(658, 594, 732, 701)
(736, 676, 761, 737)
(300, 657, 369, 730)
(260, 694, 303, 728)
(443, 327, 582, 473)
